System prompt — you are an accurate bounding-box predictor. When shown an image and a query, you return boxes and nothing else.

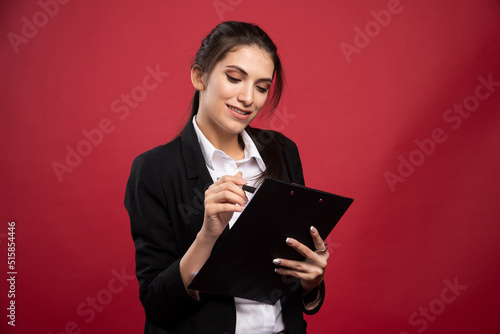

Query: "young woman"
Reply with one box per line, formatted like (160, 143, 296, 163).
(125, 21, 330, 334)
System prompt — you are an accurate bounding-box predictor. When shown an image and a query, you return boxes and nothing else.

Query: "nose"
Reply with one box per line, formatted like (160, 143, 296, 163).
(237, 84, 253, 107)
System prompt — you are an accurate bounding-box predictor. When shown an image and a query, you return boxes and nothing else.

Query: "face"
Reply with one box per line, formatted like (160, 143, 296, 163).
(194, 45, 275, 141)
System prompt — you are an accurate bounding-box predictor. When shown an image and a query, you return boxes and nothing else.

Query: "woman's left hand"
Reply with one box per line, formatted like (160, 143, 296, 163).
(273, 226, 329, 296)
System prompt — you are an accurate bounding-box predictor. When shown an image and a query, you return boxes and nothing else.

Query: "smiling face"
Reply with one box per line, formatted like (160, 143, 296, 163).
(193, 45, 275, 146)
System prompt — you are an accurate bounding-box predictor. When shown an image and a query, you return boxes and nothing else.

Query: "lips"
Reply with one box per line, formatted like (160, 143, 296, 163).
(226, 104, 252, 119)
(227, 104, 251, 115)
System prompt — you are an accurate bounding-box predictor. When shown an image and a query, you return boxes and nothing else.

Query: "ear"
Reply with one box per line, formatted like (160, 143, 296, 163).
(191, 65, 205, 91)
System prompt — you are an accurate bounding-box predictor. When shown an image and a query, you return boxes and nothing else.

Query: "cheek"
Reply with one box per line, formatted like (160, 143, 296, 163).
(254, 93, 269, 109)
(212, 79, 236, 100)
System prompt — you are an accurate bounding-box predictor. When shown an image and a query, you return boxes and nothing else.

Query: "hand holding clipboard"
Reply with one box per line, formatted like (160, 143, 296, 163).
(189, 178, 354, 304)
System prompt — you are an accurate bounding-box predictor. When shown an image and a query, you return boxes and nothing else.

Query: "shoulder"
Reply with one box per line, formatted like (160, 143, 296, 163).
(135, 136, 182, 163)
(246, 127, 299, 152)
(128, 136, 183, 180)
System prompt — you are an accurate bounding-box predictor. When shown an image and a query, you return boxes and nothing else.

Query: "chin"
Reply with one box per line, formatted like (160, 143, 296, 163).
(222, 116, 253, 133)
(223, 122, 247, 134)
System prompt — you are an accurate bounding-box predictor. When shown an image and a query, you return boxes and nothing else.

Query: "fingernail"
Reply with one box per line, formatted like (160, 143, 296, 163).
(274, 268, 281, 274)
(286, 237, 292, 245)
(310, 226, 317, 233)
(273, 259, 281, 265)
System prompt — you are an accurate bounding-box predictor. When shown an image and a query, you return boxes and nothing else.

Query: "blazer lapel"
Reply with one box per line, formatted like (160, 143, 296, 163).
(179, 120, 295, 247)
(180, 118, 214, 240)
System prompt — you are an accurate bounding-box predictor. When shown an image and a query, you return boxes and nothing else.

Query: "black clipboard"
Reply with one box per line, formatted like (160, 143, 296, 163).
(188, 178, 354, 304)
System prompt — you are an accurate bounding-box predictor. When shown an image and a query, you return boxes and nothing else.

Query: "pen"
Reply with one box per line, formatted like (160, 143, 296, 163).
(242, 184, 256, 193)
(216, 176, 256, 193)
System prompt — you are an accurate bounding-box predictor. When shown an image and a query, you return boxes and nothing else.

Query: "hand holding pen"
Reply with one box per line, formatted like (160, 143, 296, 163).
(200, 172, 249, 241)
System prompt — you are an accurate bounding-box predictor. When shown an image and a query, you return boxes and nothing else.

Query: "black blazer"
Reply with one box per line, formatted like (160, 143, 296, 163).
(125, 119, 324, 334)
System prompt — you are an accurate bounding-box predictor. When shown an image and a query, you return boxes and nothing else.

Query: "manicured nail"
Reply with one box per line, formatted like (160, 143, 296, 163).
(286, 237, 292, 245)
(274, 268, 281, 274)
(310, 226, 317, 233)
(273, 259, 281, 265)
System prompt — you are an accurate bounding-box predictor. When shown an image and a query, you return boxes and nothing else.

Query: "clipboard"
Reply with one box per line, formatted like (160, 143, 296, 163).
(188, 178, 354, 304)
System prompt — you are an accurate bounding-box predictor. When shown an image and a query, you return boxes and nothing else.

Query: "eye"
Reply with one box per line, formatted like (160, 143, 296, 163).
(256, 86, 269, 93)
(226, 73, 240, 83)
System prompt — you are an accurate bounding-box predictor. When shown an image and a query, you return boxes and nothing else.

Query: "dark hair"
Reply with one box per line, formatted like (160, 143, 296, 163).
(189, 21, 284, 118)
(182, 21, 286, 180)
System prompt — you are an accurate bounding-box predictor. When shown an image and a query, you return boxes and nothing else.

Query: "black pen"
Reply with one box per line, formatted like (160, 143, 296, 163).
(216, 177, 256, 193)
(242, 184, 256, 193)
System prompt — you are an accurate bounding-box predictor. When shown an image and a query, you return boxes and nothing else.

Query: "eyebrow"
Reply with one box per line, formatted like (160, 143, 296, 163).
(225, 65, 273, 84)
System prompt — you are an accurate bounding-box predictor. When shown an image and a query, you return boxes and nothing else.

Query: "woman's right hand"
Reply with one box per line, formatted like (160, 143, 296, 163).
(200, 171, 248, 241)
(180, 171, 248, 291)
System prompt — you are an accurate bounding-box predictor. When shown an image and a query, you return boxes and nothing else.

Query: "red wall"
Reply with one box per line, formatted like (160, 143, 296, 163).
(1, 1, 500, 333)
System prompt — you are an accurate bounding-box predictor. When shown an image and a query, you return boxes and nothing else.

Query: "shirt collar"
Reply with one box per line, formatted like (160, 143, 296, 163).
(192, 116, 266, 171)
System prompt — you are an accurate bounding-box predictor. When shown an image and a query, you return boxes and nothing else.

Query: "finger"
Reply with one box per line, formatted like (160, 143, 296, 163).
(205, 202, 244, 215)
(216, 172, 248, 186)
(213, 173, 248, 200)
(309, 226, 327, 251)
(284, 237, 329, 268)
(274, 265, 323, 281)
(273, 258, 313, 273)
(285, 237, 315, 258)
(207, 189, 247, 207)
(208, 177, 248, 200)
(274, 252, 327, 271)
(213, 184, 248, 204)
(273, 256, 326, 286)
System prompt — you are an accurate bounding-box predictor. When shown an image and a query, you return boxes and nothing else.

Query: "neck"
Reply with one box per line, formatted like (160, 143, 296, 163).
(195, 116, 244, 161)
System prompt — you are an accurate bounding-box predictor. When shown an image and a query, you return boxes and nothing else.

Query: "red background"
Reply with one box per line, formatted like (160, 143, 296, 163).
(1, 0, 500, 333)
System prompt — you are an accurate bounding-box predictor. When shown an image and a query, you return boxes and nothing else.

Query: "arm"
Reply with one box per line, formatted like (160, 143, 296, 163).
(125, 152, 200, 327)
(179, 172, 248, 292)
(125, 152, 248, 327)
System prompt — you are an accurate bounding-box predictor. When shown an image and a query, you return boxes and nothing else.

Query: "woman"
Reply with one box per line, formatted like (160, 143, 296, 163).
(125, 21, 330, 334)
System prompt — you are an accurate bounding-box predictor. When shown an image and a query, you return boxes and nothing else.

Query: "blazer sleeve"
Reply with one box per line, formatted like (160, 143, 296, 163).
(124, 151, 201, 328)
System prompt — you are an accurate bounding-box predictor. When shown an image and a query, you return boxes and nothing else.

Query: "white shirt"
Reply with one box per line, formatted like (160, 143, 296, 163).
(192, 116, 286, 334)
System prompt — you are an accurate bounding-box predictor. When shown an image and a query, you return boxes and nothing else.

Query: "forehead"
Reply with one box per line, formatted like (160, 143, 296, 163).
(217, 46, 274, 78)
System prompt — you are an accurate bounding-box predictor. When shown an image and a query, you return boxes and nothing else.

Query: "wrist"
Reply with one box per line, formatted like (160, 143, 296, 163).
(179, 231, 217, 290)
(196, 228, 219, 245)
(302, 285, 319, 299)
